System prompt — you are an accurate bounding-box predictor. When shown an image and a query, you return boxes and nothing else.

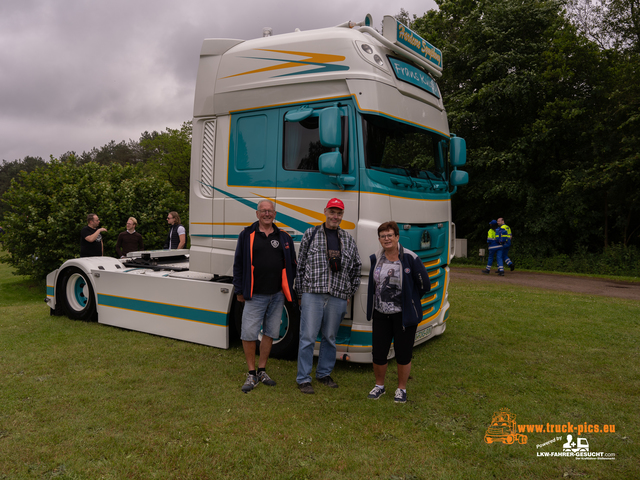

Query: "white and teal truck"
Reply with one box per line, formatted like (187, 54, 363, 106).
(45, 15, 468, 363)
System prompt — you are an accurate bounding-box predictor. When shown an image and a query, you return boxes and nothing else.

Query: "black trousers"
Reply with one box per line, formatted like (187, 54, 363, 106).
(372, 310, 417, 366)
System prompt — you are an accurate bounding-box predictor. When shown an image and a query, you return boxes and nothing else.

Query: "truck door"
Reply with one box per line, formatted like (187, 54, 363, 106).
(275, 103, 358, 239)
(224, 110, 279, 238)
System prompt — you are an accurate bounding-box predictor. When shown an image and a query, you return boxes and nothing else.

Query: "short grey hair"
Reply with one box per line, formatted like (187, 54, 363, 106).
(257, 199, 276, 211)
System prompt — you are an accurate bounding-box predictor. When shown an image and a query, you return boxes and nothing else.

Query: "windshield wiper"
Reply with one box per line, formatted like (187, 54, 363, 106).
(370, 165, 412, 176)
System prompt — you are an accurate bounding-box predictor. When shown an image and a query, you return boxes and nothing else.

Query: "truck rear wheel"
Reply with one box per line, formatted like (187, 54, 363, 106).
(59, 267, 97, 321)
(234, 299, 300, 360)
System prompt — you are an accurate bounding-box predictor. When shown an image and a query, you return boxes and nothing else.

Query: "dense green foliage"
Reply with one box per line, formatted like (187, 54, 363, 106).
(62, 139, 148, 166)
(0, 156, 47, 220)
(410, 0, 640, 256)
(140, 121, 192, 198)
(1, 159, 188, 279)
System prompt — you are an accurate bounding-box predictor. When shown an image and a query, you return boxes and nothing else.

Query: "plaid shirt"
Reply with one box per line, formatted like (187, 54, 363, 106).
(294, 225, 362, 300)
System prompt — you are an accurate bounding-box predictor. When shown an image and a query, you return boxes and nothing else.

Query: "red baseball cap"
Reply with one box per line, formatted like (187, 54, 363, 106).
(325, 198, 345, 210)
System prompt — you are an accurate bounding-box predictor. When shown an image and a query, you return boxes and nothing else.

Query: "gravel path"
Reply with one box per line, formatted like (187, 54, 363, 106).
(451, 267, 640, 301)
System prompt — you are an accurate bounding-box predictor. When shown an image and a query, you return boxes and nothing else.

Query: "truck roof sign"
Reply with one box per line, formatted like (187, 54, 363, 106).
(389, 57, 440, 99)
(382, 16, 442, 71)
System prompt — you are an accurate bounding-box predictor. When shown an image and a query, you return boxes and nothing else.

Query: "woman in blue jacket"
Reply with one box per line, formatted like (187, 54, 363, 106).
(366, 221, 430, 403)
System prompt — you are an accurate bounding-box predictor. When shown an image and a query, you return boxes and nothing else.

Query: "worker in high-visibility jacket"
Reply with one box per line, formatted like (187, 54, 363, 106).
(483, 220, 504, 276)
(497, 218, 514, 271)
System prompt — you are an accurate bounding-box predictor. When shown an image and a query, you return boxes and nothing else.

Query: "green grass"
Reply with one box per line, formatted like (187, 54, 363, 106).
(1, 259, 638, 479)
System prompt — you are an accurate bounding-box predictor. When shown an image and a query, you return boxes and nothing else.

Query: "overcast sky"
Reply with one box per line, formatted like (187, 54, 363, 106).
(1, 0, 438, 162)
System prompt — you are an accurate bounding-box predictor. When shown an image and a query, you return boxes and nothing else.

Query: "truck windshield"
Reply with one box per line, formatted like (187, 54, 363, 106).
(362, 114, 444, 180)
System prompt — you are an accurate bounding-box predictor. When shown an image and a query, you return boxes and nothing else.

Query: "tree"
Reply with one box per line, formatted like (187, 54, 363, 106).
(0, 156, 47, 221)
(1, 158, 188, 279)
(140, 121, 192, 198)
(59, 139, 147, 166)
(411, 0, 621, 255)
(565, 1, 640, 247)
(568, 0, 640, 52)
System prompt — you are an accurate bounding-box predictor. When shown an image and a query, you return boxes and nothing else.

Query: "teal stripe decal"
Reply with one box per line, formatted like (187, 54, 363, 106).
(47, 286, 54, 296)
(98, 294, 228, 326)
(348, 330, 372, 348)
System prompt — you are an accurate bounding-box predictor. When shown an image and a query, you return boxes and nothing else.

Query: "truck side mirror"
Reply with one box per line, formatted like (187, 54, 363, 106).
(319, 152, 343, 175)
(284, 106, 314, 122)
(450, 136, 466, 167)
(450, 170, 468, 186)
(319, 107, 341, 148)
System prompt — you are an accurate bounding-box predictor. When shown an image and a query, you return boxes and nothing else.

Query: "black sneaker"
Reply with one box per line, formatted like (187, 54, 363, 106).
(510, 263, 515, 271)
(257, 371, 276, 386)
(394, 388, 407, 403)
(298, 382, 314, 394)
(317, 375, 338, 388)
(368, 385, 386, 399)
(241, 374, 258, 393)
(482, 269, 490, 274)
(498, 271, 505, 276)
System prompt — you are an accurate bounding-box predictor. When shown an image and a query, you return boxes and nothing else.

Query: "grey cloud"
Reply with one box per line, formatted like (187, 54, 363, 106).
(0, 0, 436, 162)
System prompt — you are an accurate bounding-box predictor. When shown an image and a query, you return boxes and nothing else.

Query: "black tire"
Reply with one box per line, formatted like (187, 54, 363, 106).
(233, 298, 300, 360)
(233, 297, 244, 339)
(261, 300, 300, 360)
(58, 267, 97, 321)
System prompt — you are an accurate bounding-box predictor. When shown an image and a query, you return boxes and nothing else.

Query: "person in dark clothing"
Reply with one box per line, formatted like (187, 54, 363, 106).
(366, 221, 430, 403)
(233, 200, 297, 393)
(164, 211, 186, 250)
(80, 213, 107, 257)
(115, 217, 144, 258)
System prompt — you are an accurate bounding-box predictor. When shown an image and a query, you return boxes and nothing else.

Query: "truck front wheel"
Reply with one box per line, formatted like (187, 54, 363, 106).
(234, 299, 300, 360)
(263, 301, 300, 360)
(59, 267, 97, 321)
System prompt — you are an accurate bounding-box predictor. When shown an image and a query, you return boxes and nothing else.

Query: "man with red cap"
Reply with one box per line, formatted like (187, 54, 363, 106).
(295, 198, 362, 394)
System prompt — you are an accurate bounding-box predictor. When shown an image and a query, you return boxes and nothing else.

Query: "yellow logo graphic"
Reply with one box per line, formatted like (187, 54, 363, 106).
(484, 408, 528, 445)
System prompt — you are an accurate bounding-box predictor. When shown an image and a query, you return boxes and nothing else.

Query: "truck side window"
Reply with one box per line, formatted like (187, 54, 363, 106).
(236, 115, 268, 170)
(283, 116, 349, 173)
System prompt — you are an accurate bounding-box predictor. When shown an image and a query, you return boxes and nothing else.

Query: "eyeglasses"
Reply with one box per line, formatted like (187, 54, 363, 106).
(258, 209, 275, 215)
(379, 234, 396, 240)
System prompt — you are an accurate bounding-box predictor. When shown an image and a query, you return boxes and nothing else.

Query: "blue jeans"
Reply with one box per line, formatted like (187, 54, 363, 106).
(296, 293, 347, 384)
(240, 292, 285, 341)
